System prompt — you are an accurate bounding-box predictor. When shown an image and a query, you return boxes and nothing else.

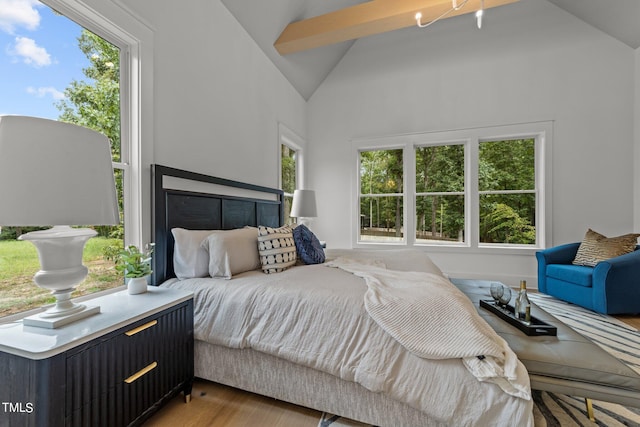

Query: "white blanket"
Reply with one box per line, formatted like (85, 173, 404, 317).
(326, 257, 531, 400)
(162, 249, 533, 426)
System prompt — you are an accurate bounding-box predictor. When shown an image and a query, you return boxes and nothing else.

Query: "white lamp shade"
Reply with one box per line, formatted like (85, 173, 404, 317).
(290, 189, 317, 218)
(0, 115, 119, 226)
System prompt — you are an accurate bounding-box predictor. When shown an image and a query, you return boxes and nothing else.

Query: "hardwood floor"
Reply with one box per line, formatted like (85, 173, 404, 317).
(146, 315, 640, 427)
(615, 315, 640, 330)
(145, 380, 320, 427)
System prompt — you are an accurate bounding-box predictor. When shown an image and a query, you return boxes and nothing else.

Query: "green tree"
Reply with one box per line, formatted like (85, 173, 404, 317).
(481, 203, 535, 244)
(479, 139, 535, 244)
(360, 149, 403, 238)
(56, 30, 122, 238)
(56, 30, 121, 159)
(416, 145, 464, 241)
(281, 145, 296, 224)
(358, 139, 536, 245)
(281, 145, 296, 194)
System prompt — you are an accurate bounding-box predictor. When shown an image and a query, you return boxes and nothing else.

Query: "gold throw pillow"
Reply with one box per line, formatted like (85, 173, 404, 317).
(572, 228, 639, 267)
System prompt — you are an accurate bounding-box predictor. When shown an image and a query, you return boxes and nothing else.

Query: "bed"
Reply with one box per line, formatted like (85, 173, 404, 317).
(150, 164, 534, 426)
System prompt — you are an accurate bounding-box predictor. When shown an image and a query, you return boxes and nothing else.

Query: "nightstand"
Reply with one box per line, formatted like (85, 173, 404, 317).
(0, 286, 194, 427)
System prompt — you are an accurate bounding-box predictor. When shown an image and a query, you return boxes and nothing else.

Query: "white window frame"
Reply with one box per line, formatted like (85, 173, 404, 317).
(356, 144, 408, 245)
(42, 0, 153, 249)
(278, 123, 306, 224)
(352, 122, 552, 253)
(413, 141, 468, 247)
(1, 0, 152, 323)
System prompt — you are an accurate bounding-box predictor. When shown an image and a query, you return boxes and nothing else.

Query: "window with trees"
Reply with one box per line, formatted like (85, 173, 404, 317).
(359, 149, 404, 243)
(479, 138, 536, 245)
(279, 123, 304, 225)
(415, 144, 465, 244)
(354, 122, 550, 249)
(281, 144, 297, 224)
(0, 0, 140, 319)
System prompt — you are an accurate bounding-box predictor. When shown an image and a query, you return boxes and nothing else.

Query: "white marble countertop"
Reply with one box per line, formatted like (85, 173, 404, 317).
(0, 286, 192, 359)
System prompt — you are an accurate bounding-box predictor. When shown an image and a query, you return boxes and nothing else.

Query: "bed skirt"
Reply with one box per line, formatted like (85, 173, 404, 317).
(194, 340, 445, 427)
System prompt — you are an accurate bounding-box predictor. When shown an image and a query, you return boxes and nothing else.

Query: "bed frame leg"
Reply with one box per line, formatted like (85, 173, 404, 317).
(585, 398, 595, 421)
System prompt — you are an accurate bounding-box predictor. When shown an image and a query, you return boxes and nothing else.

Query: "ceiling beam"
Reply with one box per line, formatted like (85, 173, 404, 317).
(274, 0, 519, 55)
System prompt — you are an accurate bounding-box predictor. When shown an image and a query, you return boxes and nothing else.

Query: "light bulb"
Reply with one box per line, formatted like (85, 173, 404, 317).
(476, 9, 483, 29)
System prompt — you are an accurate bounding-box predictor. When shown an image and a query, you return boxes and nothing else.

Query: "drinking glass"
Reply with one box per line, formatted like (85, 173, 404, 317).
(498, 286, 512, 308)
(489, 283, 504, 305)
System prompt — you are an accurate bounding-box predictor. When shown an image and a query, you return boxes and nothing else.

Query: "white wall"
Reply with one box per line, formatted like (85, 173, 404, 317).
(122, 0, 306, 183)
(635, 47, 640, 230)
(308, 0, 636, 284)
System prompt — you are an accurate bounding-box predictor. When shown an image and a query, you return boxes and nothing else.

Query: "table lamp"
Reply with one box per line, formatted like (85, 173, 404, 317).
(290, 189, 317, 227)
(0, 115, 120, 328)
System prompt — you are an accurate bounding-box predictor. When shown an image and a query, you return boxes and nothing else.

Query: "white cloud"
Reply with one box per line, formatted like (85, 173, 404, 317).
(10, 36, 51, 67)
(0, 0, 41, 34)
(27, 86, 65, 100)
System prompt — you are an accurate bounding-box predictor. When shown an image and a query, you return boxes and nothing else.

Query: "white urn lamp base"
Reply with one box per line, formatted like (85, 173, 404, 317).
(19, 225, 101, 329)
(23, 304, 100, 329)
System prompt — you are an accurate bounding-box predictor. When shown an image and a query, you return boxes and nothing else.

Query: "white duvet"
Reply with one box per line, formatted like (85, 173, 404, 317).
(326, 257, 530, 400)
(162, 249, 533, 426)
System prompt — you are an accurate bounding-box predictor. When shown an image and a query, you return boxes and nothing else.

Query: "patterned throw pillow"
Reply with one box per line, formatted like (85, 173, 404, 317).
(292, 224, 325, 265)
(572, 228, 640, 267)
(257, 225, 297, 273)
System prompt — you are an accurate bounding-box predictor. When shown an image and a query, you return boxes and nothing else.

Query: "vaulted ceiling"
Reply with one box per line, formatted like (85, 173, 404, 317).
(220, 0, 640, 100)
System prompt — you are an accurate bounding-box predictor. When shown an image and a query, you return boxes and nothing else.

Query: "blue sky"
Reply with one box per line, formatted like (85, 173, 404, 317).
(0, 0, 88, 119)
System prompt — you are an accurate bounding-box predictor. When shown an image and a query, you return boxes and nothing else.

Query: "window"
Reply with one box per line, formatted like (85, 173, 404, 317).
(353, 122, 551, 250)
(0, 0, 146, 320)
(281, 144, 297, 224)
(359, 149, 404, 242)
(279, 123, 304, 224)
(479, 138, 536, 245)
(415, 144, 465, 244)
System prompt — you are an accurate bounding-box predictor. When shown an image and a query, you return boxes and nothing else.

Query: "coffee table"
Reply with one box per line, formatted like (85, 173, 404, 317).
(451, 278, 640, 420)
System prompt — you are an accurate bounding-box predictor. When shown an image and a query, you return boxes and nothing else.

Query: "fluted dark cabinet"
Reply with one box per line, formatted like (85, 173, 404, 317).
(0, 288, 194, 427)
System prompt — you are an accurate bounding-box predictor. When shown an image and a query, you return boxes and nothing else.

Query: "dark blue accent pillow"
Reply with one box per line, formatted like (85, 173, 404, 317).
(292, 224, 325, 265)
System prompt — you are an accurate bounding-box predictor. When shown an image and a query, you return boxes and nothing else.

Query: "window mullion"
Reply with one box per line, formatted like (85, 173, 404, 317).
(405, 144, 414, 246)
(468, 139, 479, 249)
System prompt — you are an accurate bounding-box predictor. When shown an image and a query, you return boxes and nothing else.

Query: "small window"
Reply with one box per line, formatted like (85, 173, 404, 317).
(359, 149, 404, 243)
(281, 143, 297, 224)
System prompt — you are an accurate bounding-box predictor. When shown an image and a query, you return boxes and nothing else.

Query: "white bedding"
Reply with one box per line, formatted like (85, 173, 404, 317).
(162, 249, 533, 426)
(326, 257, 530, 399)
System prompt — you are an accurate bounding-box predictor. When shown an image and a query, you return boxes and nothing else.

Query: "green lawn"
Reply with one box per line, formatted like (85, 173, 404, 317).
(0, 237, 124, 317)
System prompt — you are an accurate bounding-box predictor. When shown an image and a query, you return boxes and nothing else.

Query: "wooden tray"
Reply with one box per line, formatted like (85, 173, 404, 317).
(480, 299, 557, 336)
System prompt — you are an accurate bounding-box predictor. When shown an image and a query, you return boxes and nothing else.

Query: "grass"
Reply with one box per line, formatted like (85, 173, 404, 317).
(0, 237, 124, 318)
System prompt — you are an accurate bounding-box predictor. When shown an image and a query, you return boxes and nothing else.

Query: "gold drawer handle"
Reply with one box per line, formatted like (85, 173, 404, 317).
(125, 320, 158, 336)
(124, 362, 158, 384)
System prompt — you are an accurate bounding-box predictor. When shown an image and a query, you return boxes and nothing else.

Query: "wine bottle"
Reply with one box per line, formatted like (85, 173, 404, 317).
(515, 280, 531, 324)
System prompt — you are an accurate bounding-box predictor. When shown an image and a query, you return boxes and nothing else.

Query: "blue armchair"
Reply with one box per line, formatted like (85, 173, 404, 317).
(536, 243, 640, 314)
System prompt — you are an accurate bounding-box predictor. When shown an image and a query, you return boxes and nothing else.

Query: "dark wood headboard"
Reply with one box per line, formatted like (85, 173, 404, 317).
(151, 165, 284, 285)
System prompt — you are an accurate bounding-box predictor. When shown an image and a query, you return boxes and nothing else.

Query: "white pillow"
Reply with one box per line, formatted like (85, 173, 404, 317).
(171, 228, 215, 279)
(201, 227, 261, 279)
